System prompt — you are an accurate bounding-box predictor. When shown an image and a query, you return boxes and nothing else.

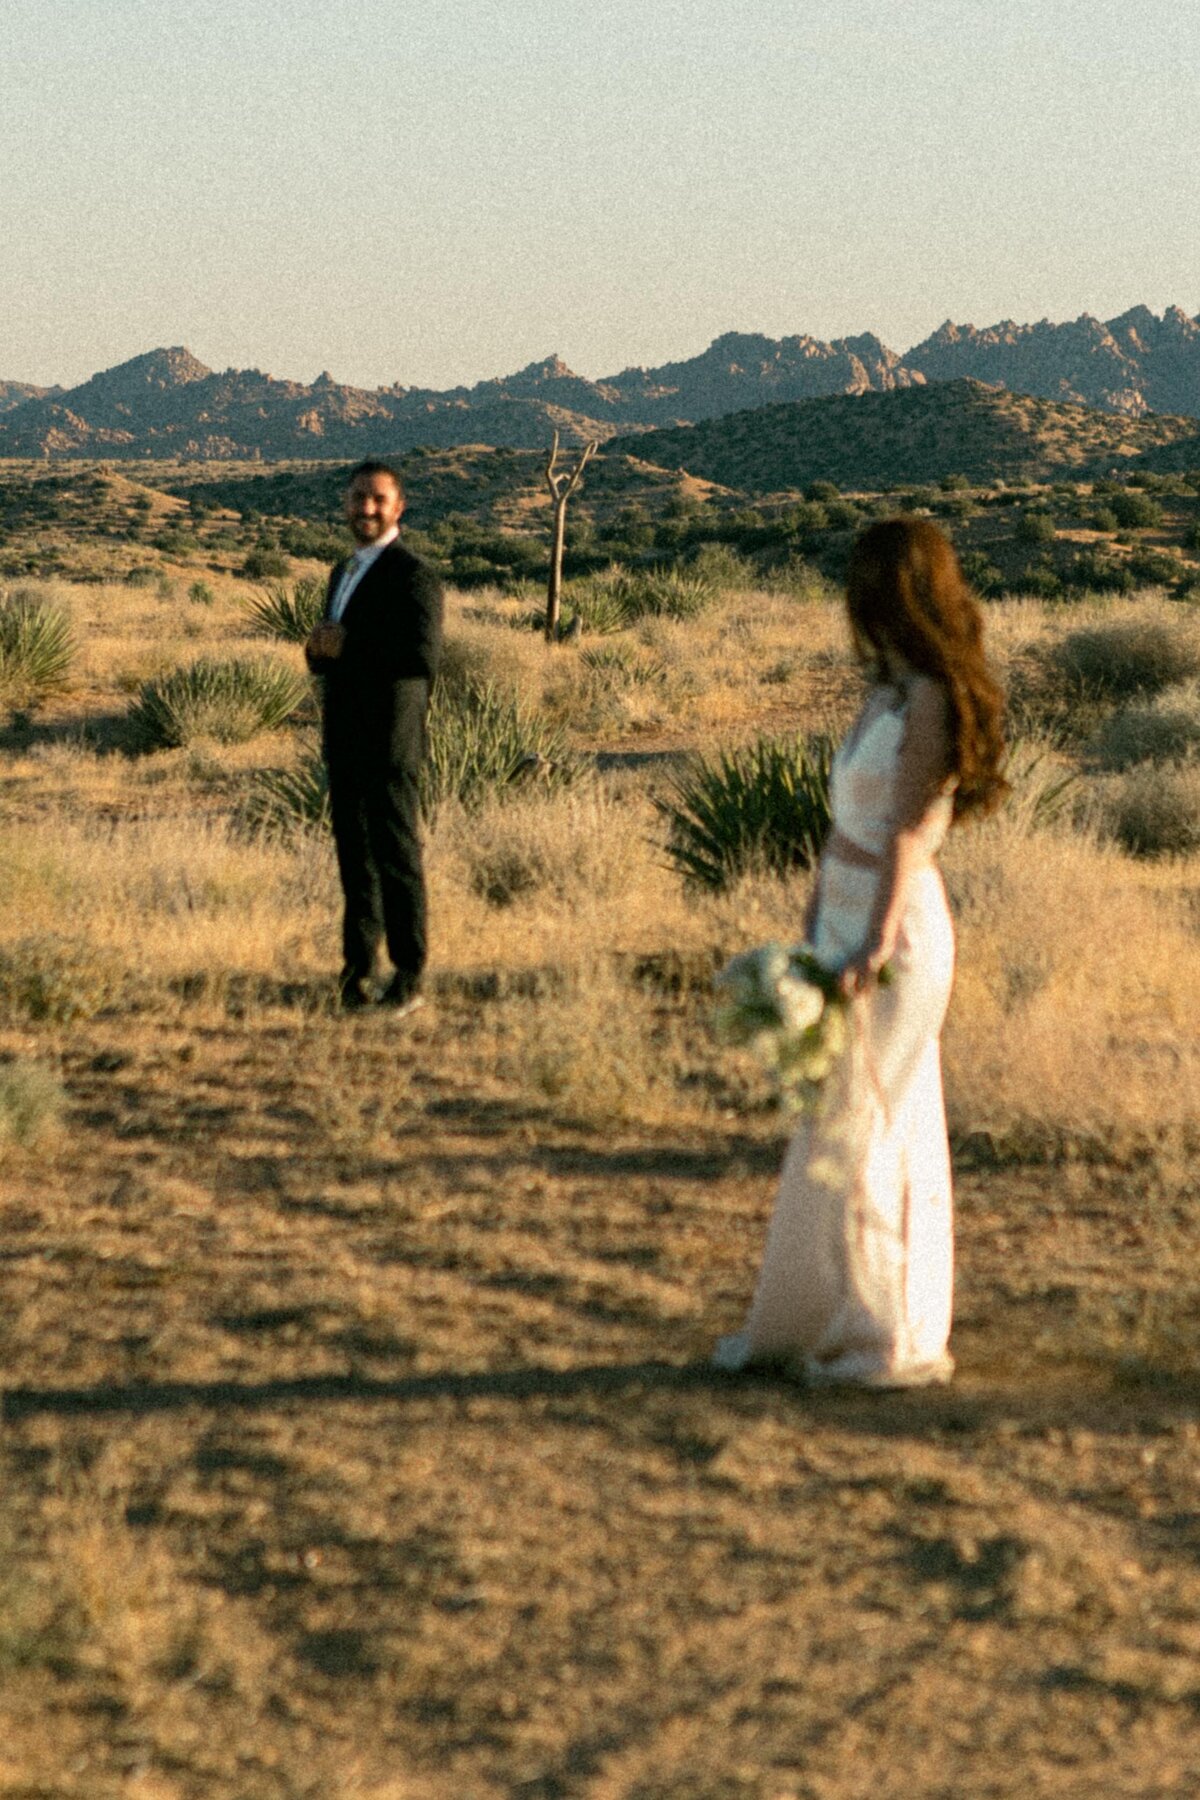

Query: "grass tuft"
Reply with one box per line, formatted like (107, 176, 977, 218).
(0, 1056, 66, 1147)
(0, 935, 130, 1022)
(1103, 763, 1200, 858)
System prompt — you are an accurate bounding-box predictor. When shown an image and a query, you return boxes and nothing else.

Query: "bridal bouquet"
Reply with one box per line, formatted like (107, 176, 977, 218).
(713, 943, 849, 1112)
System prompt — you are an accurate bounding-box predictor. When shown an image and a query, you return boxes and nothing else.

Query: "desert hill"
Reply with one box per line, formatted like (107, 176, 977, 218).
(612, 380, 1200, 493)
(4, 307, 1200, 460)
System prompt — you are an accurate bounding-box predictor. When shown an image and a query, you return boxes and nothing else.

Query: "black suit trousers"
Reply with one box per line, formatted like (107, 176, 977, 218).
(324, 678, 430, 984)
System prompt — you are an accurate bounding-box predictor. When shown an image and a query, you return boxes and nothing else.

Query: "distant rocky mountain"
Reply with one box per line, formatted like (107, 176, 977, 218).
(0, 378, 53, 415)
(905, 306, 1200, 418)
(1, 307, 1198, 460)
(614, 381, 1200, 493)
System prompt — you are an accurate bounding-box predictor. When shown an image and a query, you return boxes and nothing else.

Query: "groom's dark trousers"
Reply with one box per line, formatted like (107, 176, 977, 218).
(308, 541, 443, 989)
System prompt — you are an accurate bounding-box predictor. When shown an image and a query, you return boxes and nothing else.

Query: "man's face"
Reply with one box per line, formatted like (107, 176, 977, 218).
(345, 472, 404, 546)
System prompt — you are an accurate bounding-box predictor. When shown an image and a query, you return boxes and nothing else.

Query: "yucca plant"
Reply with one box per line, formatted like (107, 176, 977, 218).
(658, 734, 833, 891)
(579, 643, 667, 690)
(244, 576, 327, 643)
(562, 578, 633, 637)
(245, 681, 572, 835)
(243, 746, 331, 837)
(0, 589, 75, 713)
(423, 678, 572, 817)
(607, 566, 716, 622)
(127, 657, 309, 749)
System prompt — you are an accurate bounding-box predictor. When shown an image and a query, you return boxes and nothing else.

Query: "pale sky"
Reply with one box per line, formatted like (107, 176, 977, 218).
(2, 0, 1197, 391)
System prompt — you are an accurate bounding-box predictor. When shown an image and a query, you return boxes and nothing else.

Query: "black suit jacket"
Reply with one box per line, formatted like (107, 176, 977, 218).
(308, 539, 444, 774)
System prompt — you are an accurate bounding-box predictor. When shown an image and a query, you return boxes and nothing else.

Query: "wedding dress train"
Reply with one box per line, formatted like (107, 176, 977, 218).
(714, 694, 957, 1386)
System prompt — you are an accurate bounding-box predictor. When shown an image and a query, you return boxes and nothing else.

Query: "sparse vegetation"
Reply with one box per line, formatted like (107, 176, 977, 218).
(2, 465, 1200, 1800)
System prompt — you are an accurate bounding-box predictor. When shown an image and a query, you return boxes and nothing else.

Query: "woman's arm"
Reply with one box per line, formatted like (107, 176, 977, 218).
(839, 676, 953, 995)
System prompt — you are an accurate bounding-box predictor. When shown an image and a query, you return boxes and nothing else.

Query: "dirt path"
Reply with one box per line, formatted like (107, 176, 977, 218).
(1, 1000, 1198, 1798)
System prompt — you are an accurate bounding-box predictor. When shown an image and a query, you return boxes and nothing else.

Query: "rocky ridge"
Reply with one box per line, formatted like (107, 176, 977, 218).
(2, 308, 1199, 460)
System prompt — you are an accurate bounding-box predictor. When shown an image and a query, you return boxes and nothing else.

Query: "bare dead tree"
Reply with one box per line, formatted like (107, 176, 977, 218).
(543, 429, 598, 644)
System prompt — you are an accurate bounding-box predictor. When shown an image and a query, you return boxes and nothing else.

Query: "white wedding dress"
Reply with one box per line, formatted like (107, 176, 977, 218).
(714, 688, 957, 1386)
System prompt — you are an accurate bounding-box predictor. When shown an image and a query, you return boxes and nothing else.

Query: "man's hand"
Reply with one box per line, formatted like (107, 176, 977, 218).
(305, 622, 346, 669)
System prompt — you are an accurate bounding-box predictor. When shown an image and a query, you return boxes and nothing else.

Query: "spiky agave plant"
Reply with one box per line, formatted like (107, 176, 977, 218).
(657, 733, 833, 891)
(127, 657, 310, 749)
(0, 589, 76, 713)
(244, 576, 327, 643)
(422, 677, 572, 818)
(244, 680, 573, 836)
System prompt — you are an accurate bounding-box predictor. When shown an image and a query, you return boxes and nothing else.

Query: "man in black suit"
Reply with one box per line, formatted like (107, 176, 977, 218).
(305, 460, 443, 1012)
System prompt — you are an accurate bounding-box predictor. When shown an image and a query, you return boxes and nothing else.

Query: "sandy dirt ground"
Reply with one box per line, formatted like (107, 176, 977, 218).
(1, 992, 1198, 1800)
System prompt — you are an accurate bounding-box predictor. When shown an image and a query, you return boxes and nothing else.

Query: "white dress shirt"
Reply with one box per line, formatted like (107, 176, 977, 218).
(328, 525, 400, 622)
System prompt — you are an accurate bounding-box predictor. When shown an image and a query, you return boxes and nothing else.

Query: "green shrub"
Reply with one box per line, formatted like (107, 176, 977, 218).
(1090, 683, 1200, 770)
(1089, 507, 1119, 533)
(187, 579, 216, 606)
(805, 480, 840, 501)
(0, 1057, 65, 1147)
(0, 588, 75, 713)
(245, 576, 326, 643)
(1105, 763, 1200, 857)
(657, 734, 832, 891)
(1016, 511, 1057, 546)
(940, 473, 970, 492)
(127, 657, 309, 749)
(1062, 549, 1135, 595)
(1049, 615, 1200, 700)
(240, 547, 291, 580)
(1111, 491, 1163, 530)
(687, 543, 754, 590)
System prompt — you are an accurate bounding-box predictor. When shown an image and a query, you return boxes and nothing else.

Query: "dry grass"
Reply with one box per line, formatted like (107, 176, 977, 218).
(2, 567, 1200, 1796)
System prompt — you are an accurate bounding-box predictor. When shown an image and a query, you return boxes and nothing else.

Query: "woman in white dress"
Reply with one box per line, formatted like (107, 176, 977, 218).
(714, 518, 1007, 1386)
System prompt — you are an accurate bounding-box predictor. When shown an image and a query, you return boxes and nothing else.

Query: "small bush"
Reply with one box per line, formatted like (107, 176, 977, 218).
(1062, 549, 1135, 596)
(0, 588, 75, 713)
(657, 734, 832, 891)
(1049, 614, 1200, 700)
(1104, 763, 1200, 857)
(1089, 507, 1119, 533)
(127, 657, 309, 749)
(240, 547, 291, 580)
(1016, 511, 1057, 546)
(187, 579, 216, 606)
(0, 935, 129, 1022)
(805, 480, 840, 501)
(0, 1057, 65, 1147)
(1111, 491, 1163, 530)
(245, 577, 326, 642)
(1090, 683, 1200, 770)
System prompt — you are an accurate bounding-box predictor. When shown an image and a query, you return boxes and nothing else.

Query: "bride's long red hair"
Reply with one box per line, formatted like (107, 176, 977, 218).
(845, 517, 1008, 821)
